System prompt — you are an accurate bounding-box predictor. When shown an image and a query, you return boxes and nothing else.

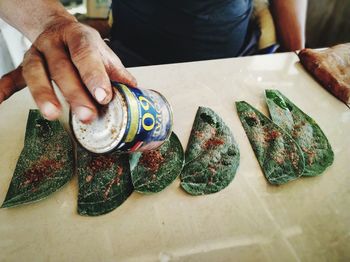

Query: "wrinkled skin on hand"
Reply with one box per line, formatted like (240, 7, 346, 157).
(0, 18, 137, 123)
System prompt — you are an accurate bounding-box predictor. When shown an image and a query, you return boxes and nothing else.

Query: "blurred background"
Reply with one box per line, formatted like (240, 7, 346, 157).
(57, 0, 350, 49)
(306, 0, 350, 48)
(0, 0, 349, 76)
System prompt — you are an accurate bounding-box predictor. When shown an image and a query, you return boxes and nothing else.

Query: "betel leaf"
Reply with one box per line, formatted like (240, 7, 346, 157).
(180, 107, 240, 195)
(236, 101, 305, 185)
(265, 89, 334, 176)
(77, 146, 133, 216)
(130, 132, 184, 194)
(1, 110, 74, 208)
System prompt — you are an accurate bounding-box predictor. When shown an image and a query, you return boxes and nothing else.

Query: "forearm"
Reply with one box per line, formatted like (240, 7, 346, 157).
(270, 0, 308, 51)
(0, 0, 76, 42)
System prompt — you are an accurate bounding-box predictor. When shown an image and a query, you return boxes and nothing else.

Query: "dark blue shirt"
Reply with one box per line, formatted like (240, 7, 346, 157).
(111, 0, 252, 64)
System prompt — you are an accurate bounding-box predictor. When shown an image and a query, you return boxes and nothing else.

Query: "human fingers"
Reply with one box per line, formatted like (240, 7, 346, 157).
(64, 25, 113, 105)
(22, 46, 61, 120)
(0, 66, 26, 104)
(101, 42, 137, 87)
(39, 43, 98, 123)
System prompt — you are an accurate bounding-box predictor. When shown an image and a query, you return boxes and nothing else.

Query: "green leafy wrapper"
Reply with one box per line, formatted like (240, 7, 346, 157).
(265, 90, 334, 176)
(77, 146, 133, 216)
(181, 107, 240, 195)
(236, 101, 304, 185)
(1, 110, 74, 208)
(130, 132, 184, 194)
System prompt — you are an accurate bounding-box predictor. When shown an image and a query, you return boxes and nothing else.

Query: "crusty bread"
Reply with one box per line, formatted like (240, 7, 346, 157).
(298, 43, 350, 104)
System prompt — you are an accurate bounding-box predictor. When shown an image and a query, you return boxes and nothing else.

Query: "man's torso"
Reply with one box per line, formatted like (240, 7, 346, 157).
(111, 0, 253, 64)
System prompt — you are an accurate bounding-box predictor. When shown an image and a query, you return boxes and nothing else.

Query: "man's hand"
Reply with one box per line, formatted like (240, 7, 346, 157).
(0, 1, 136, 123)
(0, 19, 136, 122)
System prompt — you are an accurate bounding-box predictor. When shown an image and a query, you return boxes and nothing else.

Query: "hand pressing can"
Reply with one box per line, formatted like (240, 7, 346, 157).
(70, 82, 173, 154)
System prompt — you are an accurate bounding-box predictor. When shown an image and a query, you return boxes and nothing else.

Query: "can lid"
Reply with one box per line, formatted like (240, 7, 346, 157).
(71, 89, 128, 154)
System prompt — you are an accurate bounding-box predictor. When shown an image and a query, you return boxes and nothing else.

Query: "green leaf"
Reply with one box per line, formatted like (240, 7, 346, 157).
(236, 101, 305, 185)
(1, 110, 74, 208)
(265, 90, 334, 176)
(180, 107, 240, 195)
(130, 132, 184, 194)
(77, 146, 133, 216)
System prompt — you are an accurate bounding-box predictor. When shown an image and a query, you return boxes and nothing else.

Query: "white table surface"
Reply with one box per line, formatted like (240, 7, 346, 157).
(0, 52, 349, 262)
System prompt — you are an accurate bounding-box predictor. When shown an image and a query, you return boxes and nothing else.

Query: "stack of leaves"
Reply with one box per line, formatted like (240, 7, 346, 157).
(1, 107, 241, 215)
(77, 132, 185, 216)
(236, 90, 334, 185)
(1, 91, 333, 216)
(131, 107, 240, 196)
(0, 111, 186, 216)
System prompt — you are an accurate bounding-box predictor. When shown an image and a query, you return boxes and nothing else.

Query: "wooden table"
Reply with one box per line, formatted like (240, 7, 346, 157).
(0, 52, 349, 261)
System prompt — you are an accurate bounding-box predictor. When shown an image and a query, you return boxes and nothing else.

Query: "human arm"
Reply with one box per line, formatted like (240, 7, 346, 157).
(270, 0, 308, 51)
(0, 0, 136, 122)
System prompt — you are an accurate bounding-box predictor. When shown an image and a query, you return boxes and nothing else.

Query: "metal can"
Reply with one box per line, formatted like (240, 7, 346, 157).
(70, 82, 173, 154)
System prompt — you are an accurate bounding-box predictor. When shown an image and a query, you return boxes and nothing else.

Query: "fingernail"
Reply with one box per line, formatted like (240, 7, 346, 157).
(75, 106, 94, 122)
(42, 102, 60, 120)
(94, 87, 107, 103)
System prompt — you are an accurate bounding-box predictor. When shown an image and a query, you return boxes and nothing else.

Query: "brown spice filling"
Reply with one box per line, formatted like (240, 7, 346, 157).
(104, 166, 124, 199)
(273, 154, 285, 165)
(294, 121, 306, 130)
(292, 122, 306, 138)
(85, 175, 93, 183)
(204, 137, 225, 149)
(266, 130, 281, 141)
(194, 130, 204, 139)
(302, 146, 316, 165)
(23, 159, 63, 186)
(86, 155, 116, 183)
(88, 155, 115, 172)
(290, 151, 300, 169)
(139, 150, 164, 173)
